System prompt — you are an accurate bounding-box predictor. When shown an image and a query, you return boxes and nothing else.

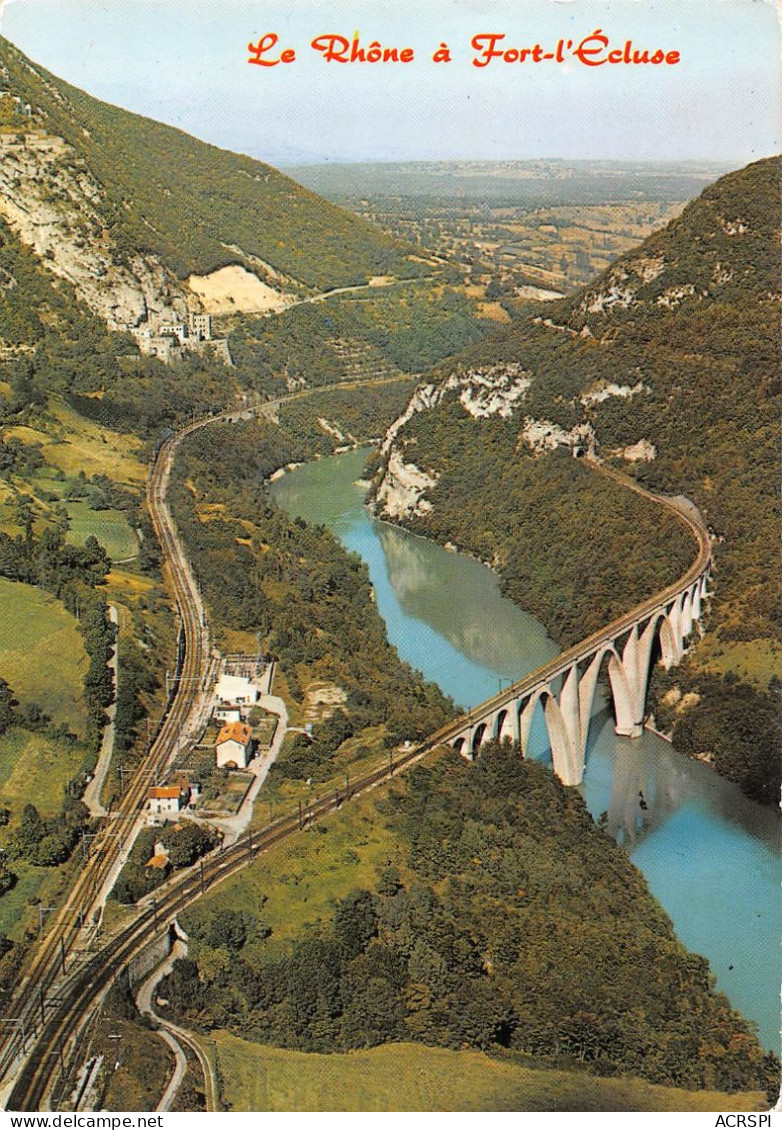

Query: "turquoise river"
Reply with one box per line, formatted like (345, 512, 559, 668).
(271, 447, 779, 1053)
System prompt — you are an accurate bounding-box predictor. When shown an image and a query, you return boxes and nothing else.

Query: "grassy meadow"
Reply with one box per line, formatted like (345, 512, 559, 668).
(0, 576, 87, 732)
(0, 727, 89, 814)
(212, 1033, 766, 1113)
(63, 500, 138, 560)
(6, 401, 146, 484)
(181, 780, 410, 961)
(0, 726, 94, 935)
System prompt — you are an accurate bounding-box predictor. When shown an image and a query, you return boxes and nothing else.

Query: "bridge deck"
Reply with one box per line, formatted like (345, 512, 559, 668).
(425, 459, 711, 747)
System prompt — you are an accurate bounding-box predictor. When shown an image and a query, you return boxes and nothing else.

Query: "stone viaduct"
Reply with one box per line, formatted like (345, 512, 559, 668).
(428, 464, 712, 787)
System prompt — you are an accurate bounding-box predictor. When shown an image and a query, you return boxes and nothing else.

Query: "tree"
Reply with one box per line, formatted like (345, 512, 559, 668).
(0, 677, 16, 735)
(161, 821, 215, 868)
(0, 861, 16, 896)
(205, 909, 250, 953)
(17, 804, 44, 850)
(333, 889, 376, 960)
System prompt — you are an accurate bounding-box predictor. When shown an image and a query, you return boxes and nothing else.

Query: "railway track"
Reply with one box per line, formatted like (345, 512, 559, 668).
(0, 375, 414, 1106)
(428, 458, 711, 738)
(6, 743, 436, 1111)
(1, 378, 711, 1110)
(0, 424, 214, 1101)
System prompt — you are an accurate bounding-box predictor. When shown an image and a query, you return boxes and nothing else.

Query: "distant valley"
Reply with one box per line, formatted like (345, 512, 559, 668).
(285, 158, 733, 302)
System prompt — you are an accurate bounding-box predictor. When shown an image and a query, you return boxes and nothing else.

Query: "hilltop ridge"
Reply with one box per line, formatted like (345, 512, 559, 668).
(371, 156, 780, 803)
(0, 37, 423, 349)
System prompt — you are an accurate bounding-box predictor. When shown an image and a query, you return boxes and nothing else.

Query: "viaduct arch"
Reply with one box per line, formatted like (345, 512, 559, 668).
(427, 467, 712, 787)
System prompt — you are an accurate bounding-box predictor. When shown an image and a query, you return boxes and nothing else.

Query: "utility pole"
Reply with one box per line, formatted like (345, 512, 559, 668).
(37, 904, 55, 938)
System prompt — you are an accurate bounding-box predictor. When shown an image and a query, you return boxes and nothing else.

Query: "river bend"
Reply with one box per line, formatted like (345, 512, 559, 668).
(271, 448, 779, 1052)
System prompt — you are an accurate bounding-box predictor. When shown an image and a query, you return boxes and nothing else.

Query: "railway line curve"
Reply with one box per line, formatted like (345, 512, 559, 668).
(2, 381, 711, 1110)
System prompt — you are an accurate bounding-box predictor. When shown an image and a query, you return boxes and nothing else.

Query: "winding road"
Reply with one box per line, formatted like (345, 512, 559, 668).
(82, 605, 119, 819)
(135, 940, 217, 1113)
(0, 375, 410, 1109)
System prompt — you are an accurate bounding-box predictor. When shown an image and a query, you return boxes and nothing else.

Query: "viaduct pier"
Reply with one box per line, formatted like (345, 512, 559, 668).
(435, 462, 712, 786)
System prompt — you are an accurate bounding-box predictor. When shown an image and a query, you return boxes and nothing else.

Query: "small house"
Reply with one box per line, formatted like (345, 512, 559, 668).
(145, 840, 170, 871)
(189, 312, 212, 340)
(147, 782, 190, 817)
(216, 720, 253, 769)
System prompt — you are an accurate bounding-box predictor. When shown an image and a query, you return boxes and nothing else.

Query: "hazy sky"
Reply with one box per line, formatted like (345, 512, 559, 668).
(1, 0, 779, 166)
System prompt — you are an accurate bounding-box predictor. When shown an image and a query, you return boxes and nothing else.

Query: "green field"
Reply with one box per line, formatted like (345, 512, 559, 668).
(0, 728, 90, 815)
(20, 401, 146, 484)
(212, 1034, 765, 1113)
(0, 577, 88, 732)
(64, 500, 138, 560)
(181, 785, 404, 959)
(0, 858, 47, 937)
(24, 463, 139, 561)
(695, 636, 781, 690)
(0, 852, 72, 939)
(0, 729, 92, 937)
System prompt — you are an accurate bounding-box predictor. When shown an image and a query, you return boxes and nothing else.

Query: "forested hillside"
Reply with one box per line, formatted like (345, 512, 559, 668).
(0, 37, 419, 290)
(372, 157, 780, 803)
(164, 743, 776, 1099)
(170, 413, 453, 754)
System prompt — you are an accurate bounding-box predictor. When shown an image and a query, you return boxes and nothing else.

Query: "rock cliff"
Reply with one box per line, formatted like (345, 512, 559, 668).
(0, 132, 189, 333)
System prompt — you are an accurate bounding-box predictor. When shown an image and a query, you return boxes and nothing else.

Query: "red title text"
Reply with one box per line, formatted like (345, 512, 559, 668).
(247, 31, 681, 68)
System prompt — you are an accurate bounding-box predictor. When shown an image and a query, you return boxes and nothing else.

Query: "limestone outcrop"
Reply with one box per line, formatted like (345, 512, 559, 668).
(374, 449, 438, 520)
(0, 132, 188, 333)
(373, 358, 597, 521)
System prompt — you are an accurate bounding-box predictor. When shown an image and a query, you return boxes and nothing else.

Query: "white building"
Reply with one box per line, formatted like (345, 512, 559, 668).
(216, 721, 253, 769)
(214, 703, 244, 725)
(147, 781, 190, 817)
(189, 312, 213, 340)
(159, 322, 188, 344)
(215, 674, 260, 709)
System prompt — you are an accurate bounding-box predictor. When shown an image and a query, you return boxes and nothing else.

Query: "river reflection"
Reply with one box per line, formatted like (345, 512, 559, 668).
(271, 448, 780, 1051)
(601, 729, 691, 846)
(375, 521, 558, 681)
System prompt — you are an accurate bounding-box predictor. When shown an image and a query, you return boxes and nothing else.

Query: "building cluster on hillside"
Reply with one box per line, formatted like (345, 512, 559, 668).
(126, 311, 232, 365)
(158, 311, 213, 344)
(145, 658, 272, 817)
